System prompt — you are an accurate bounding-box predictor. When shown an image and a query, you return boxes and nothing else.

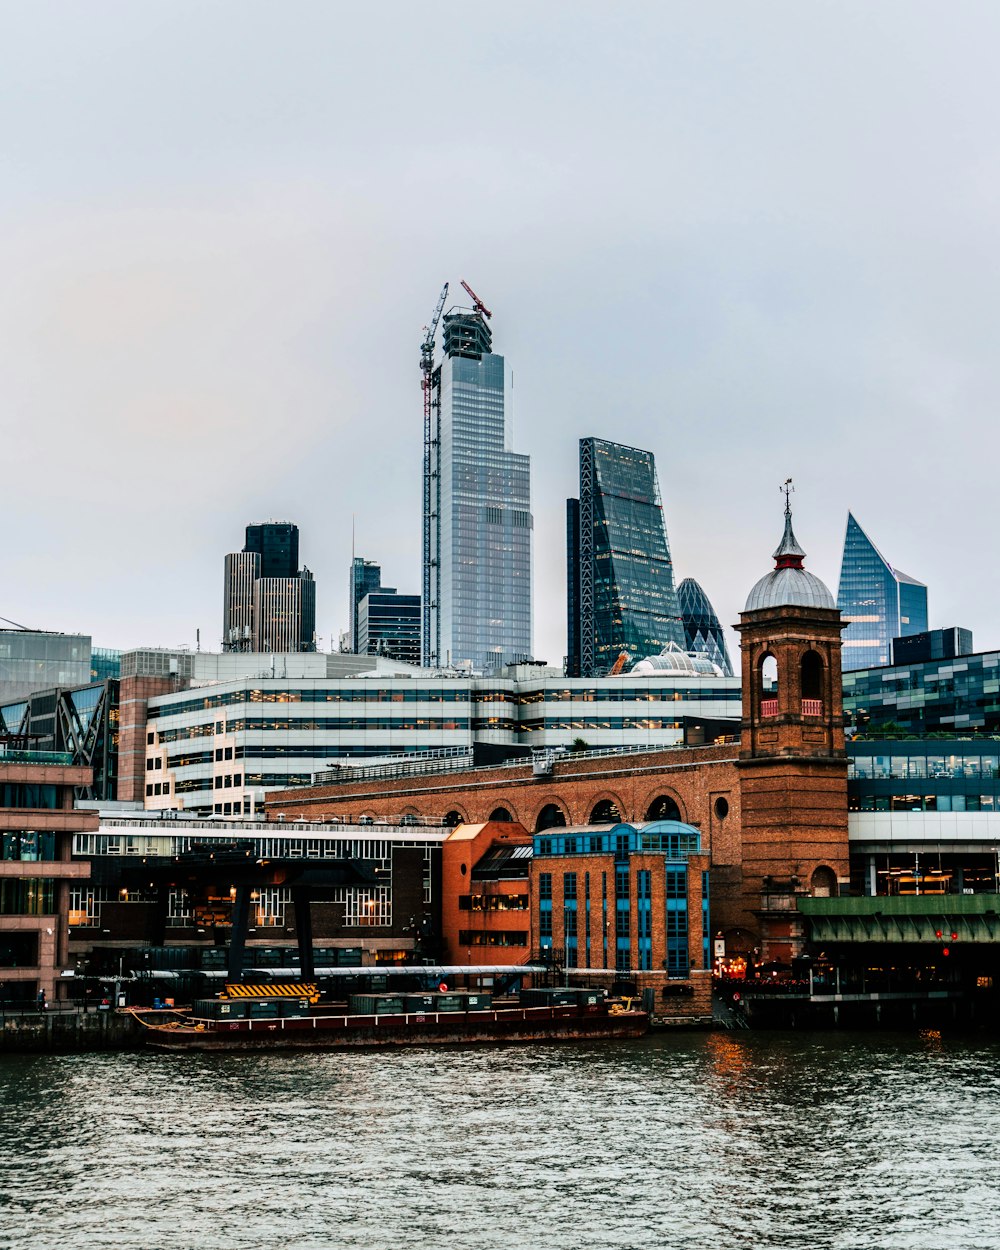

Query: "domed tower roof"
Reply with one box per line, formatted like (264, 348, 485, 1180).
(744, 486, 835, 613)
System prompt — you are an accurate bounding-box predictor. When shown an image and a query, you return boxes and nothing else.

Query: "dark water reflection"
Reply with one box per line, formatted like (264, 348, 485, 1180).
(1, 1030, 998, 1250)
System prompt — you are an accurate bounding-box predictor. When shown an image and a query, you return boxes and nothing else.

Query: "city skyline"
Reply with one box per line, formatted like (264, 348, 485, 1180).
(4, 6, 999, 668)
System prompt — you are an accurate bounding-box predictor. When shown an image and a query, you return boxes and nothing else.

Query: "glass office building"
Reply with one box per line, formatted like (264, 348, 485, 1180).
(244, 522, 299, 579)
(843, 648, 1000, 735)
(567, 439, 685, 677)
(678, 578, 734, 677)
(349, 558, 381, 653)
(837, 513, 928, 670)
(0, 630, 91, 703)
(423, 304, 532, 671)
(357, 591, 421, 666)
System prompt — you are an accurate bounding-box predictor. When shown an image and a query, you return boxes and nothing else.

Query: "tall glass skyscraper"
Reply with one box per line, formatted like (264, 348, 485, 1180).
(566, 439, 685, 677)
(423, 298, 532, 671)
(348, 558, 381, 653)
(678, 578, 734, 676)
(837, 512, 928, 670)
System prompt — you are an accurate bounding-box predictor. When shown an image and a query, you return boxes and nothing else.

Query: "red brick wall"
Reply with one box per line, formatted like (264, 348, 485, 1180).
(118, 675, 185, 803)
(441, 822, 532, 964)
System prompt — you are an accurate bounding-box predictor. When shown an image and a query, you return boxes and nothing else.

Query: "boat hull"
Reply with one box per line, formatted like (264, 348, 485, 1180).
(141, 1005, 648, 1052)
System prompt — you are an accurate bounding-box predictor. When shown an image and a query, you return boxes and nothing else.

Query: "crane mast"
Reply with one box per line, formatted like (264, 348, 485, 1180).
(421, 283, 448, 668)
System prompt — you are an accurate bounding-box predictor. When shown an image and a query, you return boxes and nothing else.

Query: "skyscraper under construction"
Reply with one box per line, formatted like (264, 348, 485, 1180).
(421, 283, 532, 671)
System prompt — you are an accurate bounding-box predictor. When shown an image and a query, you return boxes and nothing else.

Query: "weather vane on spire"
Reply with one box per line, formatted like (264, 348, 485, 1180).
(780, 477, 794, 514)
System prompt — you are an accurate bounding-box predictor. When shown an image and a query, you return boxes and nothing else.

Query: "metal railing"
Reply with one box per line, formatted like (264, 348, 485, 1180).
(309, 741, 702, 790)
(0, 749, 75, 766)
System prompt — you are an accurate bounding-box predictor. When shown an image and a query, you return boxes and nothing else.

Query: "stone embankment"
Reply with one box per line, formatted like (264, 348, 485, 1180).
(0, 1007, 140, 1052)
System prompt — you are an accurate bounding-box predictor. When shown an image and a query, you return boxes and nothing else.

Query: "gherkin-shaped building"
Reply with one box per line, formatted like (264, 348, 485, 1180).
(678, 578, 734, 677)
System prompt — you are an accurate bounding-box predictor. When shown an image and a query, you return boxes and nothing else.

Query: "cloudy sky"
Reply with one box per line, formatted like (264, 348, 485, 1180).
(3, 3, 998, 665)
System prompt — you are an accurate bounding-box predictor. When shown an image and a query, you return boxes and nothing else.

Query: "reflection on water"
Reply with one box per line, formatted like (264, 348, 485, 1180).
(1, 1031, 999, 1250)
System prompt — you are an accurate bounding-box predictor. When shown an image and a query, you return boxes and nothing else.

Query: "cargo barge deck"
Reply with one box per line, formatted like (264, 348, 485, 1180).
(139, 1003, 648, 1051)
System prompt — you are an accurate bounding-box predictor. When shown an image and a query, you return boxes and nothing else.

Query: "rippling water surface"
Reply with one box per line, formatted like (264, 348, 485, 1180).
(1, 1030, 999, 1250)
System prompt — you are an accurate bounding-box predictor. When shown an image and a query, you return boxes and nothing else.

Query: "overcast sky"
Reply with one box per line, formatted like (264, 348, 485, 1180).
(3, 3, 999, 666)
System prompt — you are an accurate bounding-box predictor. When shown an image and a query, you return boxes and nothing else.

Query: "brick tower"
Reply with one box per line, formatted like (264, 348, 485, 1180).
(734, 487, 850, 963)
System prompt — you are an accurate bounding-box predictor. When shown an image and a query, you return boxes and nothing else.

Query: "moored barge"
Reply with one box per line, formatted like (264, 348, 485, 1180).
(138, 990, 648, 1051)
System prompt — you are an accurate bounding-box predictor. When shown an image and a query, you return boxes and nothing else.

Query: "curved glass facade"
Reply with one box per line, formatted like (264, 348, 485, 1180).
(678, 578, 734, 676)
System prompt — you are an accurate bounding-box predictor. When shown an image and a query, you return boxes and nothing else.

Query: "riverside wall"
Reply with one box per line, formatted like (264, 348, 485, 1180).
(0, 1009, 140, 1053)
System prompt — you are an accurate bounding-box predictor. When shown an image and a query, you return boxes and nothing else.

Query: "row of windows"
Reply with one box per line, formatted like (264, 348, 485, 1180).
(457, 930, 529, 947)
(148, 683, 740, 722)
(173, 773, 314, 794)
(214, 801, 253, 816)
(849, 793, 1000, 812)
(1, 831, 56, 862)
(535, 830, 700, 858)
(149, 688, 476, 717)
(849, 753, 1000, 780)
(457, 894, 529, 911)
(520, 718, 691, 732)
(157, 719, 471, 742)
(0, 879, 55, 916)
(0, 784, 60, 810)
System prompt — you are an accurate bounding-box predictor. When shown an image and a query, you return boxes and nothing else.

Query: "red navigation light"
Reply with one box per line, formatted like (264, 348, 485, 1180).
(951, 931, 959, 941)
(935, 929, 943, 939)
(942, 947, 951, 957)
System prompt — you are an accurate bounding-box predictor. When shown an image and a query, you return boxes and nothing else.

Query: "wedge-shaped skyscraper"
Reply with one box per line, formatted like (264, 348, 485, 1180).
(566, 438, 685, 677)
(837, 512, 928, 670)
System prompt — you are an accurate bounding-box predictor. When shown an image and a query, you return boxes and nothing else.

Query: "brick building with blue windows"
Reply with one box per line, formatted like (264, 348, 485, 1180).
(530, 819, 711, 1022)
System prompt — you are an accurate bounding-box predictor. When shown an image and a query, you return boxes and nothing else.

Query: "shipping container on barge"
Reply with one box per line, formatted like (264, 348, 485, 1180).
(136, 984, 648, 1052)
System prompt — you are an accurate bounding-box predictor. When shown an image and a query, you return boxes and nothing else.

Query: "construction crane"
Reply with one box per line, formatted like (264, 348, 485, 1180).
(420, 283, 449, 383)
(608, 651, 630, 676)
(421, 283, 449, 667)
(460, 279, 492, 320)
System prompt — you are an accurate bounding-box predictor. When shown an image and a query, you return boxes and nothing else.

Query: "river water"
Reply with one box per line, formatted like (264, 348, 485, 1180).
(1, 1030, 998, 1250)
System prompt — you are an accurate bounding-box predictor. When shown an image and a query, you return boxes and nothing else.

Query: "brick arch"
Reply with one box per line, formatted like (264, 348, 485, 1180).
(487, 799, 521, 825)
(639, 785, 688, 824)
(586, 790, 628, 825)
(809, 864, 838, 897)
(442, 804, 470, 828)
(531, 796, 570, 833)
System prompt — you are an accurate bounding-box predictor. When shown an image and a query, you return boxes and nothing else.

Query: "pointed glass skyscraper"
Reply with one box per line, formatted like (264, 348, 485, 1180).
(678, 578, 734, 676)
(837, 512, 928, 670)
(566, 438, 684, 677)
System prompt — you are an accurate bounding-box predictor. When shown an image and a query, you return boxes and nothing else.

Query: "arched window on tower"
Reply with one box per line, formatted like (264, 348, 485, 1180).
(801, 651, 823, 716)
(760, 654, 778, 718)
